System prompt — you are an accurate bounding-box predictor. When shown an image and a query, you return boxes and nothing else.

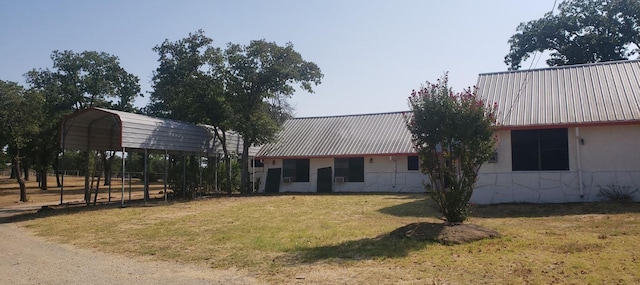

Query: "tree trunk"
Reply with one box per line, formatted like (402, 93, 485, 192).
(12, 156, 27, 202)
(37, 170, 48, 190)
(55, 154, 62, 187)
(56, 171, 61, 187)
(216, 130, 232, 195)
(102, 151, 115, 186)
(225, 156, 232, 195)
(22, 164, 29, 181)
(240, 138, 250, 194)
(42, 170, 48, 190)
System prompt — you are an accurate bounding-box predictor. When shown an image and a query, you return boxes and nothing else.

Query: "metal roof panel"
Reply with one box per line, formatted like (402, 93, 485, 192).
(477, 60, 640, 127)
(257, 112, 415, 158)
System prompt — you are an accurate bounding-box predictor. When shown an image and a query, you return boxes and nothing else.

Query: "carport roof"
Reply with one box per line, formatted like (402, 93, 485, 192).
(61, 107, 259, 155)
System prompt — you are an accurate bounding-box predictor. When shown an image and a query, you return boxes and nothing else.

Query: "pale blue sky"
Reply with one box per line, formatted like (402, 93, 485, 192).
(1, 0, 556, 117)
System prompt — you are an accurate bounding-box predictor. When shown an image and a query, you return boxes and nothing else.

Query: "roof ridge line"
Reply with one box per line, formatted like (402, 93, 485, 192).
(293, 110, 409, 120)
(479, 59, 640, 76)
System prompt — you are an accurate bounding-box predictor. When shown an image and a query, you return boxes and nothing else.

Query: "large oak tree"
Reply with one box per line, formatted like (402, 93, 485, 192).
(26, 50, 141, 201)
(0, 81, 44, 201)
(505, 0, 640, 70)
(223, 40, 323, 194)
(149, 31, 323, 194)
(148, 30, 235, 194)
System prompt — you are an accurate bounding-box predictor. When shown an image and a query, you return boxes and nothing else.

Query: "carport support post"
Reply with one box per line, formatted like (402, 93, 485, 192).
(60, 149, 65, 205)
(108, 154, 112, 203)
(84, 150, 90, 205)
(214, 155, 218, 192)
(128, 152, 132, 201)
(164, 150, 168, 202)
(143, 148, 149, 203)
(182, 153, 186, 198)
(121, 147, 126, 207)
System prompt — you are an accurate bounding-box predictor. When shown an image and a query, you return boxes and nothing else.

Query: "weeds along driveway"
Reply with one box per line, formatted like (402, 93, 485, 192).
(0, 203, 263, 285)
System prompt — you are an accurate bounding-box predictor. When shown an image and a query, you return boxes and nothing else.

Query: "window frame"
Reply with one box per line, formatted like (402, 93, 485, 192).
(511, 128, 569, 171)
(407, 155, 419, 171)
(282, 159, 310, 182)
(252, 159, 264, 167)
(334, 157, 365, 182)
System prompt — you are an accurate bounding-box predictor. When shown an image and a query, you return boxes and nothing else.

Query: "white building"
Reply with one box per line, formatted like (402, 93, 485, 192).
(256, 60, 640, 204)
(255, 112, 425, 193)
(473, 60, 640, 204)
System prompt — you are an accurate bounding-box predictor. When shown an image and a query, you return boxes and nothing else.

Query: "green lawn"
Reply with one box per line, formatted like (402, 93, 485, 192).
(22, 194, 640, 284)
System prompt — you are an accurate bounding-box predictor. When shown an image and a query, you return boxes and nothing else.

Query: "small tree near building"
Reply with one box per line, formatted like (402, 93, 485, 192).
(406, 74, 497, 224)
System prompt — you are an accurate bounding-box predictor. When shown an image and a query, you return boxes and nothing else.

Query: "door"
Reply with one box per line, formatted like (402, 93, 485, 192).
(265, 168, 282, 193)
(317, 167, 332, 193)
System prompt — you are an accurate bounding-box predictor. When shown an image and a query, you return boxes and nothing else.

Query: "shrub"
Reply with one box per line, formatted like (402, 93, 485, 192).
(598, 184, 639, 202)
(405, 74, 497, 224)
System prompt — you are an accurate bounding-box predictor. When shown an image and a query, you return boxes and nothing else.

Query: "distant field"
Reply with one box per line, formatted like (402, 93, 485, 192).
(0, 175, 166, 207)
(20, 194, 640, 284)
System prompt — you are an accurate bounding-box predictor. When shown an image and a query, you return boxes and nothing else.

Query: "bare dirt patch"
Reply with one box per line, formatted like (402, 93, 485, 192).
(0, 175, 166, 207)
(390, 222, 502, 245)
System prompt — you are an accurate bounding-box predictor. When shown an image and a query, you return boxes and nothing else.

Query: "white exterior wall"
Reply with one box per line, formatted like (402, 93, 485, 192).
(259, 156, 426, 193)
(472, 125, 640, 204)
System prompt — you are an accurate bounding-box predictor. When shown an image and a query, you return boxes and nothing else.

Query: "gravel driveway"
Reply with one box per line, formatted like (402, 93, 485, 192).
(0, 204, 263, 285)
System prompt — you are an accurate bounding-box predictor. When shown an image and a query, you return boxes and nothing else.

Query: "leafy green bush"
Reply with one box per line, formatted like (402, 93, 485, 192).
(406, 74, 497, 223)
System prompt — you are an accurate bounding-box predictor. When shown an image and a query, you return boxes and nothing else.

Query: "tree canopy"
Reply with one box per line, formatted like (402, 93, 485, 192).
(0, 80, 44, 201)
(406, 74, 496, 223)
(148, 30, 323, 194)
(223, 40, 323, 193)
(27, 50, 141, 111)
(25, 50, 141, 196)
(505, 0, 640, 70)
(148, 30, 237, 195)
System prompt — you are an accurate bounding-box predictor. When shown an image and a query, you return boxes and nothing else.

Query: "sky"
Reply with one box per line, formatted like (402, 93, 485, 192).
(0, 0, 557, 117)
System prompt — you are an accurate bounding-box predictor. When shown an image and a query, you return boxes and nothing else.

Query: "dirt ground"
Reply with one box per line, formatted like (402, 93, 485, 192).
(0, 175, 168, 207)
(0, 202, 263, 285)
(0, 176, 264, 284)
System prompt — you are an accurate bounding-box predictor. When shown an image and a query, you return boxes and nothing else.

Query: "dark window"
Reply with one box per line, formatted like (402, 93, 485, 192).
(511, 128, 569, 171)
(282, 159, 310, 182)
(334, 157, 365, 182)
(252, 159, 264, 167)
(408, 156, 419, 171)
(488, 152, 498, 163)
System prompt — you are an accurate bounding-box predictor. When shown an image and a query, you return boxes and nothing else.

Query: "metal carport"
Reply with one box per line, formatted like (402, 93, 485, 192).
(60, 107, 246, 206)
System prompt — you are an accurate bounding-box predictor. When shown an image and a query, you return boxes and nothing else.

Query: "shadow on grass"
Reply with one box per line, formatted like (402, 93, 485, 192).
(377, 197, 438, 218)
(472, 201, 640, 218)
(288, 223, 442, 264)
(376, 195, 640, 219)
(0, 196, 193, 225)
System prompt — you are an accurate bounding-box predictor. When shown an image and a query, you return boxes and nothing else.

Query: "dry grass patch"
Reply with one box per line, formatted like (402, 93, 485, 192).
(0, 175, 167, 207)
(18, 195, 640, 284)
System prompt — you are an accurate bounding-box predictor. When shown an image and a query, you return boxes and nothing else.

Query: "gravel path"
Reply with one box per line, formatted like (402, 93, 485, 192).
(0, 204, 263, 285)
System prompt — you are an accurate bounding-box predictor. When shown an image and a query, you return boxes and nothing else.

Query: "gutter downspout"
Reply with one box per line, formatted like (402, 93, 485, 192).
(576, 127, 584, 198)
(390, 156, 397, 188)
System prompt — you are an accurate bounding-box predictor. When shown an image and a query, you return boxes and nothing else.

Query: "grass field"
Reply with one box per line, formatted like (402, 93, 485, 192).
(12, 192, 640, 284)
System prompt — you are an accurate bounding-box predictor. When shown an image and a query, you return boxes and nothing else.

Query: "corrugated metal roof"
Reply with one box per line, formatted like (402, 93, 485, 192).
(256, 112, 415, 158)
(61, 107, 260, 155)
(477, 60, 640, 128)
